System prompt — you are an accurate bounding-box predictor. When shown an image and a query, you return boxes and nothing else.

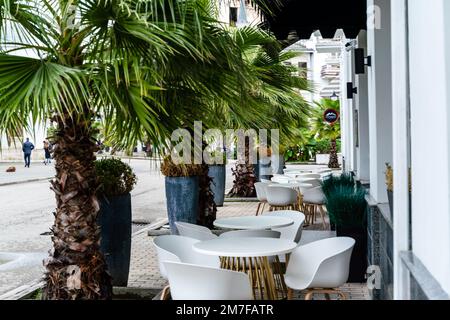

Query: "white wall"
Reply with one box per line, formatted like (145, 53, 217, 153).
(408, 0, 450, 295)
(367, 0, 393, 203)
(340, 48, 355, 172)
(355, 31, 370, 181)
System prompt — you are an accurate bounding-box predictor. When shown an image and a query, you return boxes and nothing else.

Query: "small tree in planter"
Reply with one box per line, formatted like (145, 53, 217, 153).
(322, 174, 368, 283)
(161, 157, 204, 234)
(384, 163, 412, 221)
(95, 158, 137, 287)
(385, 163, 394, 217)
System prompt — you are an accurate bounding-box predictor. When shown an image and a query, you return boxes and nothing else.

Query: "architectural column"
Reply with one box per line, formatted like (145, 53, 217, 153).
(340, 44, 354, 172)
(390, 0, 411, 300)
(367, 0, 393, 203)
(355, 30, 370, 182)
(408, 0, 450, 296)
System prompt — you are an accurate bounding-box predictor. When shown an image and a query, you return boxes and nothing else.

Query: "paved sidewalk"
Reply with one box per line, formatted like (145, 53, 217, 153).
(127, 201, 370, 300)
(0, 163, 54, 186)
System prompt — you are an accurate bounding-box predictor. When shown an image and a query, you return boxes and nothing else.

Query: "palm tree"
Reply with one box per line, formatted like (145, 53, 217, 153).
(0, 0, 260, 299)
(225, 29, 312, 196)
(312, 98, 341, 169)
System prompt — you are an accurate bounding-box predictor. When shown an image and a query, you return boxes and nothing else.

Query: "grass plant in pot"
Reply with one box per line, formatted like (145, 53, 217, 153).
(161, 156, 203, 234)
(322, 173, 368, 283)
(95, 158, 137, 287)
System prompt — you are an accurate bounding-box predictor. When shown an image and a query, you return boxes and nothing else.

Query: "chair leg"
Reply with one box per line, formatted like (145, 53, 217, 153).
(256, 202, 261, 216)
(337, 291, 347, 300)
(160, 285, 171, 300)
(304, 289, 346, 300)
(318, 205, 327, 229)
(287, 288, 294, 300)
(261, 202, 266, 214)
(304, 291, 314, 300)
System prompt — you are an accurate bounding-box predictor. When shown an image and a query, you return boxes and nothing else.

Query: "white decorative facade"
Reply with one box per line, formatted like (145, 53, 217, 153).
(283, 33, 344, 104)
(338, 0, 450, 300)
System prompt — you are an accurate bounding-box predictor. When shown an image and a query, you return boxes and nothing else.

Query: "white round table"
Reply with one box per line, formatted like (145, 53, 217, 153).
(193, 237, 297, 258)
(193, 238, 297, 300)
(213, 216, 293, 230)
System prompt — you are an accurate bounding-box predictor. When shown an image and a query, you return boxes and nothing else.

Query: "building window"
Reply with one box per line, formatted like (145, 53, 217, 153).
(230, 7, 238, 26)
(298, 62, 308, 78)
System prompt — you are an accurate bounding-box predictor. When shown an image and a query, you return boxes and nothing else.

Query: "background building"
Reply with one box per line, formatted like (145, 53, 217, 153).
(283, 31, 344, 103)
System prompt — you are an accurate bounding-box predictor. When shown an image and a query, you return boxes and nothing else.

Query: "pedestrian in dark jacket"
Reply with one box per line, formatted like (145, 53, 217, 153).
(22, 138, 35, 168)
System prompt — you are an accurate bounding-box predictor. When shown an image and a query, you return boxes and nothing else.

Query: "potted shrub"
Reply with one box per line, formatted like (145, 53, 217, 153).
(208, 152, 227, 207)
(161, 156, 202, 234)
(322, 174, 368, 283)
(95, 158, 137, 287)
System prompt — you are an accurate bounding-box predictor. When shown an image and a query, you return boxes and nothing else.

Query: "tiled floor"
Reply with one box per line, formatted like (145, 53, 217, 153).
(127, 201, 370, 300)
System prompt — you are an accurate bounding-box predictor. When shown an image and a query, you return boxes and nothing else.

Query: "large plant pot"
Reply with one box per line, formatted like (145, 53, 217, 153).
(336, 226, 368, 283)
(165, 176, 199, 234)
(98, 193, 132, 287)
(387, 190, 393, 220)
(251, 163, 259, 182)
(258, 157, 272, 181)
(208, 165, 226, 207)
(271, 154, 285, 175)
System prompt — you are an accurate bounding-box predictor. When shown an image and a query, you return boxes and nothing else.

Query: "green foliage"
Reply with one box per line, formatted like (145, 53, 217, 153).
(284, 137, 342, 162)
(321, 174, 367, 228)
(160, 156, 203, 177)
(95, 158, 137, 197)
(312, 99, 341, 141)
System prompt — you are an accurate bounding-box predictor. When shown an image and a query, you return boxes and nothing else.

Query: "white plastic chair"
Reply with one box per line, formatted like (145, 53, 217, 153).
(164, 262, 253, 300)
(271, 175, 291, 184)
(302, 186, 327, 229)
(284, 237, 355, 300)
(254, 182, 272, 215)
(261, 178, 273, 183)
(219, 229, 281, 239)
(266, 185, 298, 211)
(153, 235, 220, 279)
(175, 221, 217, 241)
(264, 210, 305, 243)
(294, 173, 322, 179)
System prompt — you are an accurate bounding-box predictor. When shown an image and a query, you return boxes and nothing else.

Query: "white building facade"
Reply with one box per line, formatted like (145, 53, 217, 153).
(283, 33, 344, 103)
(338, 0, 450, 299)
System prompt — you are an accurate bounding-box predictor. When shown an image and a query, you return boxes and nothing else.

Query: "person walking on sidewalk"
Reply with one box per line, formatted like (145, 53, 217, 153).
(43, 140, 52, 165)
(22, 138, 35, 168)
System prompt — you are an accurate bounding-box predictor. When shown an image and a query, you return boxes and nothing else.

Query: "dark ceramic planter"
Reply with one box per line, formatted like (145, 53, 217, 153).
(98, 193, 132, 287)
(336, 226, 368, 283)
(271, 154, 285, 175)
(165, 176, 199, 235)
(252, 163, 260, 182)
(208, 165, 226, 207)
(387, 190, 393, 220)
(258, 157, 272, 182)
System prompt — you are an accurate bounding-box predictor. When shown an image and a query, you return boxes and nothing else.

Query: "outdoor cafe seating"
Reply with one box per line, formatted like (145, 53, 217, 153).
(154, 207, 354, 300)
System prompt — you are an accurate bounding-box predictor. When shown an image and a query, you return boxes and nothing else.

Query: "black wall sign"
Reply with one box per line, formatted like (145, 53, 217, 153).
(323, 109, 340, 124)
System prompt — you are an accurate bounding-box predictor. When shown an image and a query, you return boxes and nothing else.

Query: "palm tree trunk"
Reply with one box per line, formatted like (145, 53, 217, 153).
(43, 115, 112, 300)
(328, 139, 340, 169)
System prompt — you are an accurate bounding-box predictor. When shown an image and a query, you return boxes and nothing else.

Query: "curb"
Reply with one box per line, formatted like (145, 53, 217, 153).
(0, 177, 52, 187)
